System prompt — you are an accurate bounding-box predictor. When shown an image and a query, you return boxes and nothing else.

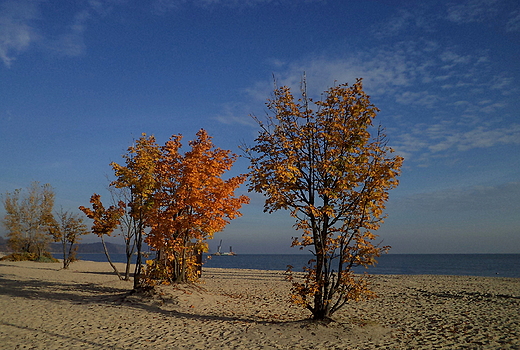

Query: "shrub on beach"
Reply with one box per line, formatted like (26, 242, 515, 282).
(0, 251, 59, 263)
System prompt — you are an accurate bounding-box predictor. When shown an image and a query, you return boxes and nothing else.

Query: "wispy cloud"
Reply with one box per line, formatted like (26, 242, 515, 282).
(446, 0, 500, 24)
(152, 0, 315, 12)
(244, 43, 424, 103)
(446, 0, 520, 33)
(245, 39, 498, 108)
(213, 102, 257, 127)
(237, 31, 516, 163)
(372, 7, 437, 38)
(392, 120, 520, 163)
(506, 10, 520, 32)
(0, 0, 42, 67)
(399, 182, 520, 215)
(374, 1, 519, 36)
(0, 0, 119, 67)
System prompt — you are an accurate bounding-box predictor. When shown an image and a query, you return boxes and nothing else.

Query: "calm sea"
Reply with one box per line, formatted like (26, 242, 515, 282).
(66, 253, 520, 278)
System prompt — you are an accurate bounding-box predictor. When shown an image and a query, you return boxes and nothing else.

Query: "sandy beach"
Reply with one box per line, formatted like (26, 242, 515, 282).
(0, 259, 519, 349)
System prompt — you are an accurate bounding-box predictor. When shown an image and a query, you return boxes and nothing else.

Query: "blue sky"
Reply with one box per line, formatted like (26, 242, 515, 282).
(1, 0, 519, 254)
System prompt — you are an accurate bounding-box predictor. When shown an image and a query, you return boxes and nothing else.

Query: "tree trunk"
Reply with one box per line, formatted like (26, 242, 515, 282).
(61, 240, 68, 269)
(312, 307, 332, 321)
(124, 237, 134, 281)
(133, 225, 143, 290)
(124, 254, 132, 281)
(101, 235, 122, 280)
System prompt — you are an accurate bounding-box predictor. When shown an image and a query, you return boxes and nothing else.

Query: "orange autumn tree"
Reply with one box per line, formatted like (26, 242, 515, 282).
(110, 134, 161, 289)
(111, 130, 249, 287)
(145, 129, 249, 283)
(79, 194, 126, 279)
(245, 78, 403, 321)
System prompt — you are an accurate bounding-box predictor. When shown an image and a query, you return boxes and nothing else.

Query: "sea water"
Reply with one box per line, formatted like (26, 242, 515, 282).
(68, 253, 520, 278)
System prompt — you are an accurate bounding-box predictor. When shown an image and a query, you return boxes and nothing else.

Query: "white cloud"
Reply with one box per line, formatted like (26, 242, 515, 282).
(245, 43, 426, 103)
(46, 8, 90, 57)
(190, 1, 518, 166)
(244, 39, 498, 108)
(233, 35, 518, 164)
(153, 0, 317, 12)
(446, 0, 520, 33)
(0, 0, 42, 67)
(0, 0, 120, 66)
(392, 119, 520, 161)
(490, 75, 514, 93)
(440, 51, 472, 65)
(395, 91, 439, 108)
(457, 124, 520, 151)
(506, 10, 520, 32)
(213, 103, 257, 127)
(399, 182, 520, 214)
(446, 0, 500, 24)
(372, 7, 437, 38)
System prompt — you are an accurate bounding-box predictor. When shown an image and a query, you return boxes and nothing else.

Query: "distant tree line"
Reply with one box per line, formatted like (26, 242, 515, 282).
(1, 182, 89, 269)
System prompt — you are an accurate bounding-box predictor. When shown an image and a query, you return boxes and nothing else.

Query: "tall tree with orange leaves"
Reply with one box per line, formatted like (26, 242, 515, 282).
(110, 130, 248, 287)
(146, 129, 249, 283)
(245, 78, 403, 320)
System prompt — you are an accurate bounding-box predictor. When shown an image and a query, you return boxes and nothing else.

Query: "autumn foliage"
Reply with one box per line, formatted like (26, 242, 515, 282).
(245, 79, 403, 320)
(79, 194, 126, 278)
(110, 134, 161, 288)
(2, 182, 56, 260)
(110, 129, 249, 286)
(79, 194, 126, 238)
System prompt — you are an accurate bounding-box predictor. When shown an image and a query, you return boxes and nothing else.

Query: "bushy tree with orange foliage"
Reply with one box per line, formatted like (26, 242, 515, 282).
(245, 79, 403, 320)
(111, 130, 248, 286)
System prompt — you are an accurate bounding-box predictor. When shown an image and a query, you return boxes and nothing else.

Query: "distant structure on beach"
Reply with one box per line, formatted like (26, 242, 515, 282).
(213, 240, 236, 256)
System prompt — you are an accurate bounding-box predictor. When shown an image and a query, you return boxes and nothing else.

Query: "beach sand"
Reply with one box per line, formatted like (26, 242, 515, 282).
(0, 259, 519, 349)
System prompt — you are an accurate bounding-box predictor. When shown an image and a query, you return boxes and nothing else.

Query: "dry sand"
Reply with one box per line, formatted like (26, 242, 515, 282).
(0, 259, 519, 349)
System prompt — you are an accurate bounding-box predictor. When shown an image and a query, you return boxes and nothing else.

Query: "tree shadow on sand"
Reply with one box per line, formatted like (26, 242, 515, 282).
(0, 272, 308, 326)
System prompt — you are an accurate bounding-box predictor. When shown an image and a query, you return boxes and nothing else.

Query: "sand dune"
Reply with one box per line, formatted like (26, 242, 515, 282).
(0, 259, 519, 349)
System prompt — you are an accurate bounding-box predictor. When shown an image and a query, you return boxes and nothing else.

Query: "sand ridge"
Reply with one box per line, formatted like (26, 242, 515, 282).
(0, 260, 519, 349)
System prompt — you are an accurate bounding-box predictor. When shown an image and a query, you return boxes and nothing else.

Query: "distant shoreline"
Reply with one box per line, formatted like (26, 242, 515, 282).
(3, 251, 520, 277)
(62, 252, 520, 278)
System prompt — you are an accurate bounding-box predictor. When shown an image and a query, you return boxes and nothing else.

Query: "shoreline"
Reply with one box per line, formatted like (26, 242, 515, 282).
(1, 260, 519, 349)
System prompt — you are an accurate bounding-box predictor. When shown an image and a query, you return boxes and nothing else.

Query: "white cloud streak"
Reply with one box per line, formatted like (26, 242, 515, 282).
(0, 0, 42, 67)
(153, 0, 319, 12)
(0, 0, 120, 67)
(506, 10, 520, 32)
(399, 182, 520, 215)
(213, 102, 257, 127)
(238, 39, 516, 162)
(446, 0, 500, 24)
(446, 0, 520, 33)
(391, 120, 520, 163)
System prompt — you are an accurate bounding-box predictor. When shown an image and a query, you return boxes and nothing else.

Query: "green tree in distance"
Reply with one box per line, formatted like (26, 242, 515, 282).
(2, 182, 56, 260)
